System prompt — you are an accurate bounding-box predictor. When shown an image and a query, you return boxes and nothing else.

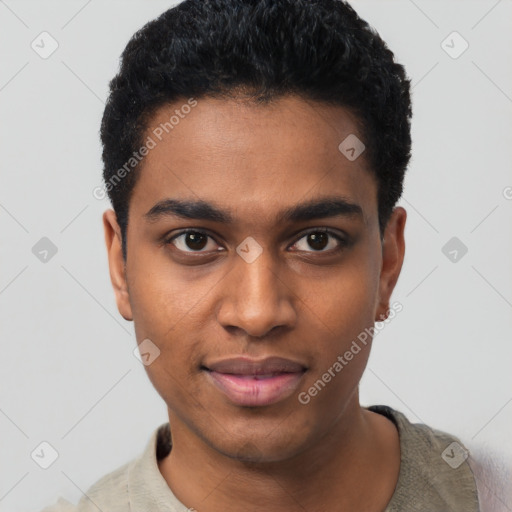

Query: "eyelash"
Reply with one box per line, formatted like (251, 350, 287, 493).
(164, 227, 349, 255)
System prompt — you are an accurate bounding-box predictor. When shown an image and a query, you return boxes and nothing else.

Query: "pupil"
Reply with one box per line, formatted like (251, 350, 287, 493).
(186, 232, 207, 250)
(308, 232, 328, 251)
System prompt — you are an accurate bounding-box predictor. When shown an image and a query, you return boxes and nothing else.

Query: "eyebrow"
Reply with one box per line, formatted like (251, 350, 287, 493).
(144, 196, 364, 224)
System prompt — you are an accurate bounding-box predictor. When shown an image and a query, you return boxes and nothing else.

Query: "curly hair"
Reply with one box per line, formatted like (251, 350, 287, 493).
(100, 0, 412, 261)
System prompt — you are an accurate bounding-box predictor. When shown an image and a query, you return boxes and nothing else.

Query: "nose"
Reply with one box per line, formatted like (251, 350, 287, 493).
(216, 248, 297, 339)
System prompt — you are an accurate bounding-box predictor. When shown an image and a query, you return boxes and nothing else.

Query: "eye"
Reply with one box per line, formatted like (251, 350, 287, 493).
(290, 228, 348, 253)
(166, 230, 222, 253)
(165, 228, 348, 256)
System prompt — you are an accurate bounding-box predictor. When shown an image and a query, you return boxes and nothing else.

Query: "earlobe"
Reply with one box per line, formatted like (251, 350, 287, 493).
(375, 207, 406, 322)
(102, 209, 133, 322)
(376, 306, 390, 322)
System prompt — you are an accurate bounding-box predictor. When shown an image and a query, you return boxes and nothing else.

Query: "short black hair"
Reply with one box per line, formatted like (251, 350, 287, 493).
(100, 0, 412, 261)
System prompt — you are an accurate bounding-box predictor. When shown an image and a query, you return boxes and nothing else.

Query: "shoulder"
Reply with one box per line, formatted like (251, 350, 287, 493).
(368, 405, 480, 512)
(39, 458, 133, 512)
(38, 424, 167, 512)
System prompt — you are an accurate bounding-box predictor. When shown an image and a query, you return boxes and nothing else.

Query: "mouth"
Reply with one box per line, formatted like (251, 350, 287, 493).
(201, 356, 307, 407)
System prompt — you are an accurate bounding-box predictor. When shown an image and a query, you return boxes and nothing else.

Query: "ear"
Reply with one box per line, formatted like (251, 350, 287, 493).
(375, 207, 406, 322)
(103, 209, 133, 321)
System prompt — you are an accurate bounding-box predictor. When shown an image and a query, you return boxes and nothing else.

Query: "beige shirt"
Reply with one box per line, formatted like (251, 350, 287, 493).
(41, 405, 480, 512)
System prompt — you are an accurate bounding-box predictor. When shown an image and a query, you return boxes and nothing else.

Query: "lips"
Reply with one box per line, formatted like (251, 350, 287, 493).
(205, 356, 306, 375)
(202, 356, 307, 407)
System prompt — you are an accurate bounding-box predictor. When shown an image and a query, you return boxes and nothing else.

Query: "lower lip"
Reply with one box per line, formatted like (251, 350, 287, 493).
(205, 370, 306, 407)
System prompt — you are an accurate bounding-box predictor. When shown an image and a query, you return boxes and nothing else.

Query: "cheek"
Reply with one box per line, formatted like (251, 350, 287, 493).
(132, 292, 206, 415)
(296, 246, 380, 395)
(127, 246, 211, 340)
(126, 255, 211, 393)
(301, 256, 379, 344)
(297, 277, 376, 414)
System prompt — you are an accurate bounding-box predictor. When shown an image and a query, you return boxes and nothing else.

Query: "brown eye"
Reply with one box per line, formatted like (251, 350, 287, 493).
(306, 232, 329, 251)
(168, 230, 220, 253)
(291, 229, 347, 253)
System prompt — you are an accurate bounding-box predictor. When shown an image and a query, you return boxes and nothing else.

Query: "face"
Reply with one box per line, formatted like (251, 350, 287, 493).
(103, 94, 405, 462)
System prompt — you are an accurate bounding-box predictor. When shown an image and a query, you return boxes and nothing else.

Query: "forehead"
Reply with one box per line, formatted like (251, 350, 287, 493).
(129, 95, 377, 227)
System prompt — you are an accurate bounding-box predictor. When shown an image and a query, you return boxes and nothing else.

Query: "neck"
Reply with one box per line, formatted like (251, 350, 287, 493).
(158, 398, 400, 511)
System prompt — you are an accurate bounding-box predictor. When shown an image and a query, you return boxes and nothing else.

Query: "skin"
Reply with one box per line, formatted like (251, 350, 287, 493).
(103, 94, 406, 511)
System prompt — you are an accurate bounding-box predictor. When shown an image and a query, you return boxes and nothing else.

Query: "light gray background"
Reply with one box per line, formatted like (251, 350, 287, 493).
(1, 1, 511, 511)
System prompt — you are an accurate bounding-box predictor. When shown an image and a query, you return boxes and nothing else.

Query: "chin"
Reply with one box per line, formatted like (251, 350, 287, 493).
(202, 418, 312, 464)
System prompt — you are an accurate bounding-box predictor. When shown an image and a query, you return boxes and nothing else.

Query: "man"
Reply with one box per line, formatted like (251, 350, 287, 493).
(43, 0, 480, 510)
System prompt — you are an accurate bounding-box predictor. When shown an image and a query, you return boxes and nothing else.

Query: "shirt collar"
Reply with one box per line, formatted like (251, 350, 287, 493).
(128, 422, 184, 512)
